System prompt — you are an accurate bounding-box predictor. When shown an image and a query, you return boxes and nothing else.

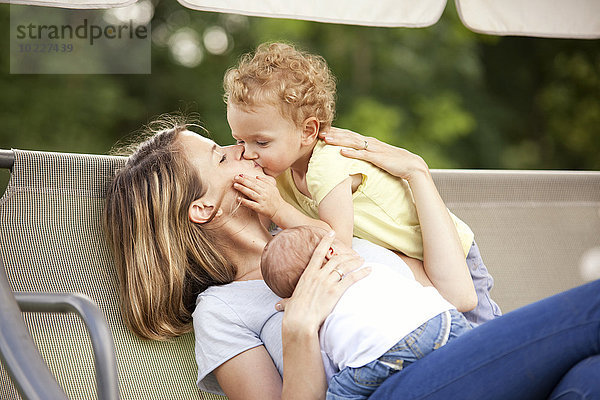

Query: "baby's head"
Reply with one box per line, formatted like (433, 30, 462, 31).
(224, 43, 337, 177)
(261, 226, 333, 298)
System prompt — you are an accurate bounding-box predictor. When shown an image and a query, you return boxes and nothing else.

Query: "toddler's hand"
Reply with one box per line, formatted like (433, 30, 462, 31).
(233, 174, 283, 219)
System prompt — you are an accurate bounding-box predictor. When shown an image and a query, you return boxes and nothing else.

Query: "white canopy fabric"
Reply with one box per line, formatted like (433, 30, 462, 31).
(456, 0, 600, 39)
(5, 0, 135, 9)
(175, 0, 447, 27)
(3, 0, 600, 38)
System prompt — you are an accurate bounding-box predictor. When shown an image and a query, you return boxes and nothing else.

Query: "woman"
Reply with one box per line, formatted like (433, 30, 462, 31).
(103, 120, 600, 399)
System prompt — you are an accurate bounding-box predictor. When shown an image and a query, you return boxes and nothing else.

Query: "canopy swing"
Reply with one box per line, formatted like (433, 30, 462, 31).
(1, 1, 599, 399)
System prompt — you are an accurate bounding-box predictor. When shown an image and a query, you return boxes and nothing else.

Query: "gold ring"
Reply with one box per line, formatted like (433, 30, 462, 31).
(363, 140, 369, 150)
(332, 268, 344, 281)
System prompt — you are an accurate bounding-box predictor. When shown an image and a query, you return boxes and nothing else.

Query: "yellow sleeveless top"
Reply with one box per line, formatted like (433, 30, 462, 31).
(276, 140, 474, 260)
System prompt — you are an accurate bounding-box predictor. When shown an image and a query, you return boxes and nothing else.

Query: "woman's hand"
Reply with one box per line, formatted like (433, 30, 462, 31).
(277, 232, 370, 332)
(278, 232, 370, 400)
(321, 127, 477, 312)
(320, 127, 429, 182)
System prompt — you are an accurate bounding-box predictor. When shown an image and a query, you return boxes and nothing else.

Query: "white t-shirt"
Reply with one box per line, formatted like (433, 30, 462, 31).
(193, 238, 425, 396)
(319, 261, 453, 381)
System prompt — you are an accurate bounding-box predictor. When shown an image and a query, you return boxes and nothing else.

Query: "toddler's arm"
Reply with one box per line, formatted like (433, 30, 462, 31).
(316, 177, 355, 247)
(233, 174, 331, 231)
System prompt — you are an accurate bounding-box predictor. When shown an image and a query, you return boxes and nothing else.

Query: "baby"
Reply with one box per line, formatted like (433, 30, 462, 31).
(226, 42, 501, 325)
(261, 225, 472, 400)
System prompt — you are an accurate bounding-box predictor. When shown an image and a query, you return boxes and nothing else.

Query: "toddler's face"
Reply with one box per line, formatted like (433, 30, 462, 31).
(227, 103, 303, 178)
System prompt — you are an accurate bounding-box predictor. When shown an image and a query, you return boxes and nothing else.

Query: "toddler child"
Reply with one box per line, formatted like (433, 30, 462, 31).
(261, 225, 472, 400)
(226, 42, 501, 325)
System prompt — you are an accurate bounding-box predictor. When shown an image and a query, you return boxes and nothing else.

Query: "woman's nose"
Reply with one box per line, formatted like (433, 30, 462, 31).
(225, 144, 245, 160)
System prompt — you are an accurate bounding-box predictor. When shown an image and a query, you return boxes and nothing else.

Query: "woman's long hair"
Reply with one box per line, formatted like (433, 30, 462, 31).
(103, 122, 237, 340)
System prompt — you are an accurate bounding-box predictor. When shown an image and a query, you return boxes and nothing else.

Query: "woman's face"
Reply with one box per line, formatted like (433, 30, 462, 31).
(178, 130, 266, 208)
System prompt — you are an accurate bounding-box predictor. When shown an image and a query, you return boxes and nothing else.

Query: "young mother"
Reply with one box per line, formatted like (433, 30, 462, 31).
(103, 121, 600, 400)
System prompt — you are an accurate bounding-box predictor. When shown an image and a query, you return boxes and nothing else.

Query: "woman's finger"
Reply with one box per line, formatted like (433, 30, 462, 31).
(304, 231, 336, 273)
(323, 127, 365, 141)
(320, 127, 370, 151)
(338, 147, 374, 163)
(337, 266, 372, 292)
(322, 253, 364, 277)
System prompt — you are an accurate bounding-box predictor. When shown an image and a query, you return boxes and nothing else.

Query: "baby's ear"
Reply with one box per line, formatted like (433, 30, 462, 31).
(301, 117, 320, 145)
(325, 246, 335, 260)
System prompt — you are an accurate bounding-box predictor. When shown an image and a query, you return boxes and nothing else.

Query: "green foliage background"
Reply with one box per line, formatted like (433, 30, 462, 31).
(1, 0, 599, 197)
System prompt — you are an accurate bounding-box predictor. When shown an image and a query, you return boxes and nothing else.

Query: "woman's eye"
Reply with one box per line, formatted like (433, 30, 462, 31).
(219, 154, 227, 163)
(256, 141, 268, 146)
(236, 140, 244, 145)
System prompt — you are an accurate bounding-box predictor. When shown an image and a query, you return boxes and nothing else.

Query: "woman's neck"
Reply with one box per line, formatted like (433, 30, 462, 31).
(211, 209, 272, 281)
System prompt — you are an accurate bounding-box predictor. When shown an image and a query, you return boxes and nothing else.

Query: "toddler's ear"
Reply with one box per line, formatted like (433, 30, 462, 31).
(301, 117, 320, 145)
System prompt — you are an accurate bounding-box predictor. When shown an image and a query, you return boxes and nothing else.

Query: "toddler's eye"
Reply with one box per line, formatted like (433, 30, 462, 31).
(236, 140, 245, 145)
(256, 141, 269, 146)
(219, 154, 227, 163)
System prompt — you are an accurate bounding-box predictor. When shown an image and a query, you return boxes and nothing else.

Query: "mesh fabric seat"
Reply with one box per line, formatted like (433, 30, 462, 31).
(1, 148, 599, 398)
(0, 149, 226, 400)
(432, 170, 600, 312)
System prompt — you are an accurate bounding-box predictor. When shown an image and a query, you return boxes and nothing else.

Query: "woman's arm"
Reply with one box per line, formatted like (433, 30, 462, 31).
(279, 232, 370, 399)
(281, 322, 327, 400)
(407, 166, 477, 311)
(214, 346, 283, 400)
(320, 128, 477, 312)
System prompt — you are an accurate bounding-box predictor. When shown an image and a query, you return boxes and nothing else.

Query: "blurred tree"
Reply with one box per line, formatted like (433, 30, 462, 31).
(0, 0, 599, 198)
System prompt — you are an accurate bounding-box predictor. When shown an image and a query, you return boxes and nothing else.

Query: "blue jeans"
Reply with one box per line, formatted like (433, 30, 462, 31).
(370, 279, 600, 400)
(463, 241, 502, 326)
(326, 310, 472, 400)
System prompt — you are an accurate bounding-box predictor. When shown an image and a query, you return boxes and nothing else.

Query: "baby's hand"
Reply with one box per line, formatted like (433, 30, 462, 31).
(233, 174, 283, 219)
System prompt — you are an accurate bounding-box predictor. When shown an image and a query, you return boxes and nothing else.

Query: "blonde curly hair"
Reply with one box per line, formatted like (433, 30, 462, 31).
(224, 42, 336, 131)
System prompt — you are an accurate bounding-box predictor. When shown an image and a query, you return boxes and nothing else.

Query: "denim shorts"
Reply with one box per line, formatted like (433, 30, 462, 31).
(326, 309, 472, 400)
(463, 241, 502, 326)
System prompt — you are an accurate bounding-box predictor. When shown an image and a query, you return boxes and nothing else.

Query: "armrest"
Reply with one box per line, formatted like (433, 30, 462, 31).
(15, 293, 120, 400)
(0, 149, 14, 170)
(0, 257, 120, 400)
